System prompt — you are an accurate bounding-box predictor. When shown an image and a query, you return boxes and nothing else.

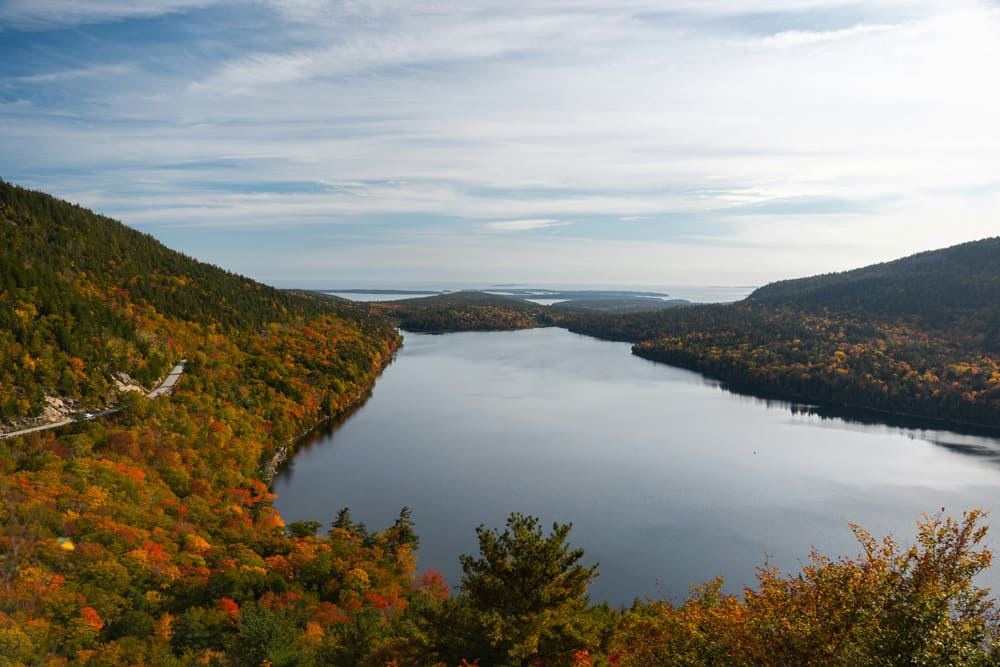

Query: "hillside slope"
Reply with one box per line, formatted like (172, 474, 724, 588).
(0, 181, 426, 664)
(748, 238, 1000, 347)
(0, 180, 395, 428)
(614, 238, 1000, 429)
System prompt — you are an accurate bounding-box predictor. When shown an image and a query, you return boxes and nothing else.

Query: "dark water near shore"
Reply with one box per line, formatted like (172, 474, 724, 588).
(273, 327, 1000, 606)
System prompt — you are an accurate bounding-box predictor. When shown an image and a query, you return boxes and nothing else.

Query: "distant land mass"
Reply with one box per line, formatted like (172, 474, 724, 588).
(371, 289, 686, 331)
(484, 287, 674, 300)
(331, 287, 687, 303)
(326, 288, 445, 295)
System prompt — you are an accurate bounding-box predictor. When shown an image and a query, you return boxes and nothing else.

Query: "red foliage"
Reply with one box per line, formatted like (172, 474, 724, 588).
(419, 568, 450, 600)
(217, 597, 240, 623)
(80, 606, 104, 631)
(313, 601, 350, 625)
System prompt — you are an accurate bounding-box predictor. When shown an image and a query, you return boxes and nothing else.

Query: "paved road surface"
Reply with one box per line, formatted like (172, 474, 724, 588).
(0, 360, 186, 439)
(147, 361, 186, 398)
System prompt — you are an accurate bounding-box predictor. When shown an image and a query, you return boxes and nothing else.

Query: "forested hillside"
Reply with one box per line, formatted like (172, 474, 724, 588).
(0, 180, 393, 426)
(2, 182, 999, 665)
(554, 239, 1000, 430)
(0, 181, 420, 663)
(749, 238, 1000, 339)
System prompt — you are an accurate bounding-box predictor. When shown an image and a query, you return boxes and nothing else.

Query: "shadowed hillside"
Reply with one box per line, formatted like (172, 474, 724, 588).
(620, 238, 1000, 429)
(749, 238, 1000, 348)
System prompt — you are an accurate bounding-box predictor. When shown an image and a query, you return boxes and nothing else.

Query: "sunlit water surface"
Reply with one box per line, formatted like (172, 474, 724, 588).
(274, 328, 1000, 605)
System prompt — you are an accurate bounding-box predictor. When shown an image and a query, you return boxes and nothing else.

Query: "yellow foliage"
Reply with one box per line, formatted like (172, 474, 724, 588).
(155, 613, 174, 643)
(184, 534, 212, 554)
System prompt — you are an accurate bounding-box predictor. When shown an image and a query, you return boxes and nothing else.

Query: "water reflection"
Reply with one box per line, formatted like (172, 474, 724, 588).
(930, 438, 1000, 460)
(694, 372, 1000, 464)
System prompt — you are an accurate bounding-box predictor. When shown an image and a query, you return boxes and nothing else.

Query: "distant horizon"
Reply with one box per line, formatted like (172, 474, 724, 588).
(278, 280, 759, 291)
(308, 283, 757, 304)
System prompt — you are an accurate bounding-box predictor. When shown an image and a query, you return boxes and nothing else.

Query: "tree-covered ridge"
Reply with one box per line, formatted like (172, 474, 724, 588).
(377, 291, 548, 332)
(550, 239, 1000, 430)
(631, 304, 1000, 428)
(749, 237, 1000, 339)
(549, 297, 689, 313)
(0, 179, 389, 423)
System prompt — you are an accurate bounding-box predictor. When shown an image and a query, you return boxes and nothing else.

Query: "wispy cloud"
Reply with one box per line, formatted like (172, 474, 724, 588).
(14, 63, 135, 84)
(2, 1, 999, 285)
(484, 219, 572, 232)
(761, 23, 895, 47)
(0, 0, 222, 28)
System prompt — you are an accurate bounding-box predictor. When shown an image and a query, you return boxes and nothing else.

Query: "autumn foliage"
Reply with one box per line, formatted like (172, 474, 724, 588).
(3, 182, 1000, 665)
(611, 510, 999, 666)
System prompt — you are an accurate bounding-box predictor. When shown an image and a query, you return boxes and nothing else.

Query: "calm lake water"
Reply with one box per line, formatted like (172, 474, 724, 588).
(273, 327, 1000, 606)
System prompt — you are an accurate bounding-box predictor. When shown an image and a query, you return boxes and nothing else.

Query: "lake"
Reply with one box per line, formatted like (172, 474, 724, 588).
(273, 327, 1000, 606)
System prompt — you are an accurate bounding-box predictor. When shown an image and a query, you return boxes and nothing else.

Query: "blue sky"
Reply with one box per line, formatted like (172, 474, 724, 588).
(2, 1, 999, 289)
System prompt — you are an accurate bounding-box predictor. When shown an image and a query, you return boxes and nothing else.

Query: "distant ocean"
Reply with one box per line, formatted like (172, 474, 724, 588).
(305, 283, 756, 304)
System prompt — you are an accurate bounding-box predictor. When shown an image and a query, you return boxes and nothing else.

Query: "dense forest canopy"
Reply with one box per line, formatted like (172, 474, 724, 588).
(2, 181, 999, 664)
(748, 238, 1000, 328)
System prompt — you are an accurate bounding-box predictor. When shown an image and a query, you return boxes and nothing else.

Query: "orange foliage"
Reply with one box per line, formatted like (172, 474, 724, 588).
(80, 607, 104, 631)
(217, 597, 240, 622)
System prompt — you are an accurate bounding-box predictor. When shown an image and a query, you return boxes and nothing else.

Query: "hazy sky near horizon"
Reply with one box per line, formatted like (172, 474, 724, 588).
(2, 1, 999, 288)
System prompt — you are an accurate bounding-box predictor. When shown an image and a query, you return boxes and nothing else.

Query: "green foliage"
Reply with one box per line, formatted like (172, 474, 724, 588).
(233, 601, 308, 667)
(421, 513, 602, 666)
(287, 520, 322, 538)
(385, 506, 419, 553)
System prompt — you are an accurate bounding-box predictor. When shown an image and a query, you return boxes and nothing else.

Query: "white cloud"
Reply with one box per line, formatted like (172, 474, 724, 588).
(4, 1, 1000, 284)
(15, 64, 135, 84)
(187, 10, 608, 95)
(484, 219, 571, 232)
(761, 23, 896, 48)
(0, 0, 224, 28)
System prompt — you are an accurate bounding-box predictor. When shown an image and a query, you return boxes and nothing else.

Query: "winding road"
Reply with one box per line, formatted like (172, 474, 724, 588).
(0, 360, 187, 439)
(146, 360, 186, 398)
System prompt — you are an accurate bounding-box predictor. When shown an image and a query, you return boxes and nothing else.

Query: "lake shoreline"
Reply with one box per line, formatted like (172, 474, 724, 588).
(263, 336, 401, 485)
(631, 345, 1000, 438)
(394, 321, 1000, 437)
